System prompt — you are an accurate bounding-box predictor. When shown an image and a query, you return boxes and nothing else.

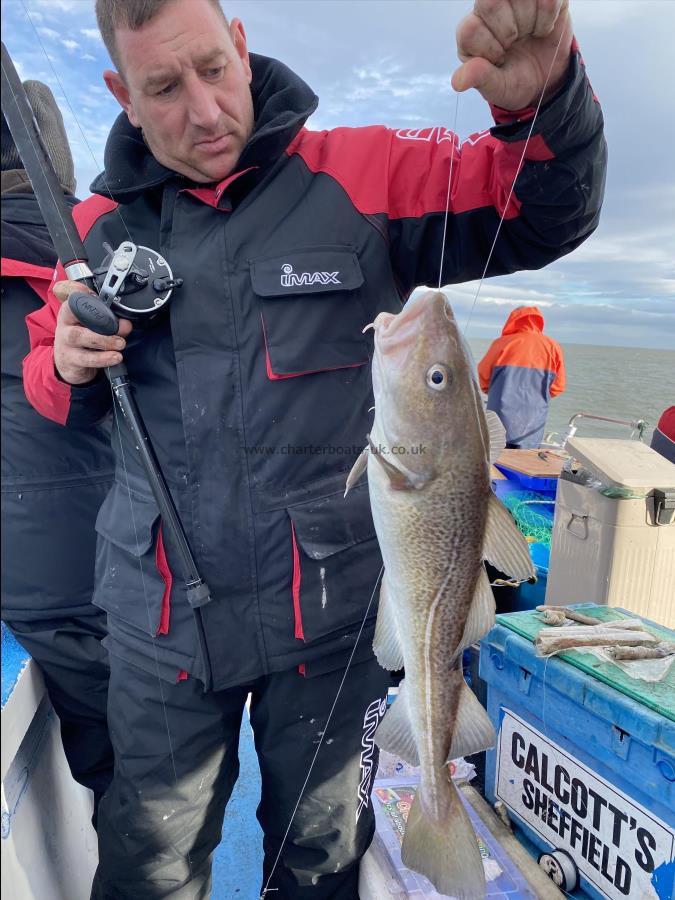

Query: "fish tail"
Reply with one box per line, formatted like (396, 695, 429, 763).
(402, 779, 486, 899)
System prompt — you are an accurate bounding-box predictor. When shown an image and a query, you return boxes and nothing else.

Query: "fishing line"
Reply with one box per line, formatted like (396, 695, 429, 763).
(437, 91, 461, 290)
(15, 6, 192, 877)
(260, 566, 384, 898)
(462, 23, 567, 337)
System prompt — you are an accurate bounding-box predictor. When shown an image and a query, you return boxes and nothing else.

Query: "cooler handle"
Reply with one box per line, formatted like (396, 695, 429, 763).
(566, 511, 589, 540)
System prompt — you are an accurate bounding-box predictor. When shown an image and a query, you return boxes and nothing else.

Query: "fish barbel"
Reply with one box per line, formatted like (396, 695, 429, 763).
(347, 290, 534, 898)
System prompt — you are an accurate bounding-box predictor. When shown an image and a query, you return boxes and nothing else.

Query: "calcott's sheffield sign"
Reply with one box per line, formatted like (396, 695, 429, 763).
(496, 710, 674, 900)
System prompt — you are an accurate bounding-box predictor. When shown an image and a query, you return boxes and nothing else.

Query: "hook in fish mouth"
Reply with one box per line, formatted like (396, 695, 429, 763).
(363, 311, 397, 335)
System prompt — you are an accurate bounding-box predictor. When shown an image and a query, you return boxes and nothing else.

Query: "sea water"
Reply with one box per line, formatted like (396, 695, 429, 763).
(468, 340, 674, 445)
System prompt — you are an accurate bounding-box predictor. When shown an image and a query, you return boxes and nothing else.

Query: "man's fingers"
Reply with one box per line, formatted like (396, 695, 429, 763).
(533, 0, 564, 37)
(474, 0, 519, 50)
(54, 279, 134, 337)
(116, 317, 133, 337)
(63, 323, 127, 353)
(508, 0, 538, 36)
(451, 57, 504, 101)
(60, 347, 123, 370)
(53, 279, 91, 303)
(63, 348, 124, 369)
(456, 12, 507, 67)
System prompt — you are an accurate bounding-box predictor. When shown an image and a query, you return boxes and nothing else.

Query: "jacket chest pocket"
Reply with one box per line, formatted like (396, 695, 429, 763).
(93, 483, 173, 636)
(251, 247, 371, 378)
(286, 480, 381, 642)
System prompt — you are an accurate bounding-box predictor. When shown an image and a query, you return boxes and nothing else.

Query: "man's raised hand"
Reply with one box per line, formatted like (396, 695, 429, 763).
(52, 280, 132, 385)
(452, 0, 573, 110)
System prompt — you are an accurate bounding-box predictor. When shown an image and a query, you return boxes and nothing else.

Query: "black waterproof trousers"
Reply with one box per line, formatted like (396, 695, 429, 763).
(91, 653, 392, 899)
(3, 613, 114, 820)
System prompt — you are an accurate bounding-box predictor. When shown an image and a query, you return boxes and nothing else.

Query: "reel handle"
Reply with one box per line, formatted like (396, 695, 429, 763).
(68, 291, 119, 336)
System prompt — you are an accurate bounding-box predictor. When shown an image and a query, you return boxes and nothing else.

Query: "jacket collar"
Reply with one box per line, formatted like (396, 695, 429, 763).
(90, 53, 318, 203)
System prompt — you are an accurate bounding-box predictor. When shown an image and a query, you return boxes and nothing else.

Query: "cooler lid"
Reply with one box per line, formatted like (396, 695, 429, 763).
(497, 605, 675, 721)
(566, 437, 675, 490)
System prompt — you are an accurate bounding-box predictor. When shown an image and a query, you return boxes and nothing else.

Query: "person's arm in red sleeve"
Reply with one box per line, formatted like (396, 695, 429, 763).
(477, 342, 498, 393)
(549, 342, 566, 397)
(23, 265, 120, 426)
(386, 1, 605, 294)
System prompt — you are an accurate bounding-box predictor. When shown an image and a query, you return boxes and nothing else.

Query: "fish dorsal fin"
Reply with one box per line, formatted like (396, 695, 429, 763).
(447, 675, 496, 762)
(373, 575, 405, 671)
(374, 679, 420, 766)
(344, 445, 369, 497)
(485, 409, 506, 464)
(452, 566, 495, 664)
(483, 492, 535, 581)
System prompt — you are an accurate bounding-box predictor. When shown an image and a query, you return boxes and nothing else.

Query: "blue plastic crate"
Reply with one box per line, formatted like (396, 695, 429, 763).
(494, 464, 559, 495)
(480, 609, 675, 900)
(529, 541, 550, 576)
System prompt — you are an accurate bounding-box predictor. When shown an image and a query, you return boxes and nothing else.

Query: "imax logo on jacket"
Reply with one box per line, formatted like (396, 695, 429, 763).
(280, 263, 341, 288)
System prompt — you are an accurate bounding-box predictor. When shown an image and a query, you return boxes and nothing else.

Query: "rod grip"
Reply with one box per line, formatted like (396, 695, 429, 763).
(68, 292, 119, 336)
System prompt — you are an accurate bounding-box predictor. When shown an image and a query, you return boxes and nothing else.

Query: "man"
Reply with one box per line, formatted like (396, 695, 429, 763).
(22, 0, 605, 896)
(1, 82, 114, 823)
(478, 306, 567, 448)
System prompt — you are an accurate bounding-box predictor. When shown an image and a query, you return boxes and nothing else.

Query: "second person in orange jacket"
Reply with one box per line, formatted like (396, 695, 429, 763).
(477, 306, 566, 449)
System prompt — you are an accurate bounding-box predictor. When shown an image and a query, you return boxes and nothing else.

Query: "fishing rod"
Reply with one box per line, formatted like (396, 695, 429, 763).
(1, 42, 213, 638)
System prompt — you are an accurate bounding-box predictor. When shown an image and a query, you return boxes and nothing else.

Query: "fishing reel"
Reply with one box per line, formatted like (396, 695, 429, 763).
(67, 241, 182, 336)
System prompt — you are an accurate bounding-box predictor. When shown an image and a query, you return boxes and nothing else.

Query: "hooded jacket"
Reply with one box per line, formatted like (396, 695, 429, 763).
(23, 51, 604, 688)
(651, 407, 675, 464)
(478, 306, 566, 448)
(1, 187, 114, 619)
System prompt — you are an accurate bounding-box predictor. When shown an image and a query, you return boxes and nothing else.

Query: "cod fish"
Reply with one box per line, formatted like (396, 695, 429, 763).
(346, 291, 534, 898)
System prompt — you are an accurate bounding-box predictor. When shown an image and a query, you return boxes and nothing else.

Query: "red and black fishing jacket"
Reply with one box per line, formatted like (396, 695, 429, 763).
(1, 190, 114, 620)
(23, 51, 606, 689)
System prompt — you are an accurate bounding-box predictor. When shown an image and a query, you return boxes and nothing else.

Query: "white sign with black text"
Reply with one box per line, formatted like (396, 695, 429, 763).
(495, 710, 674, 900)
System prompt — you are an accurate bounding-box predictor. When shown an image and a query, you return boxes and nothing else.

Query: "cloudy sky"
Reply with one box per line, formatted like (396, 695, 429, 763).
(3, 0, 674, 349)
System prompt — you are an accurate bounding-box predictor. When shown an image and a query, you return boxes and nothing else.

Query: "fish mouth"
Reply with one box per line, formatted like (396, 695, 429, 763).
(370, 292, 454, 358)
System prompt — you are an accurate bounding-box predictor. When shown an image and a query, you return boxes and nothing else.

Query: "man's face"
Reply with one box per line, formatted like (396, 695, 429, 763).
(104, 0, 254, 183)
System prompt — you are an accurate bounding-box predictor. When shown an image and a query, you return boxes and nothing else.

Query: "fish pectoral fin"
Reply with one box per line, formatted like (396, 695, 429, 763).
(373, 575, 405, 671)
(367, 436, 428, 491)
(483, 492, 536, 581)
(485, 409, 506, 464)
(344, 445, 369, 497)
(374, 679, 420, 766)
(452, 566, 495, 663)
(402, 780, 486, 899)
(447, 676, 496, 762)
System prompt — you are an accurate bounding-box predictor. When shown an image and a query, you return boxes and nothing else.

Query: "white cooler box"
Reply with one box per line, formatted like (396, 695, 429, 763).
(545, 438, 675, 626)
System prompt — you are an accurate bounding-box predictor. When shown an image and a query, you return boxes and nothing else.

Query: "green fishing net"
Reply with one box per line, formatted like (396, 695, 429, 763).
(501, 490, 555, 547)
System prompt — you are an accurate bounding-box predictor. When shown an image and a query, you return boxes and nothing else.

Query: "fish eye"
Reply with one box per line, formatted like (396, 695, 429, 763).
(426, 364, 451, 391)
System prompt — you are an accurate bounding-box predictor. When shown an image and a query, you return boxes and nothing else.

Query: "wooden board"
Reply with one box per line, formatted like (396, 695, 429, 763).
(490, 464, 507, 480)
(495, 448, 567, 479)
